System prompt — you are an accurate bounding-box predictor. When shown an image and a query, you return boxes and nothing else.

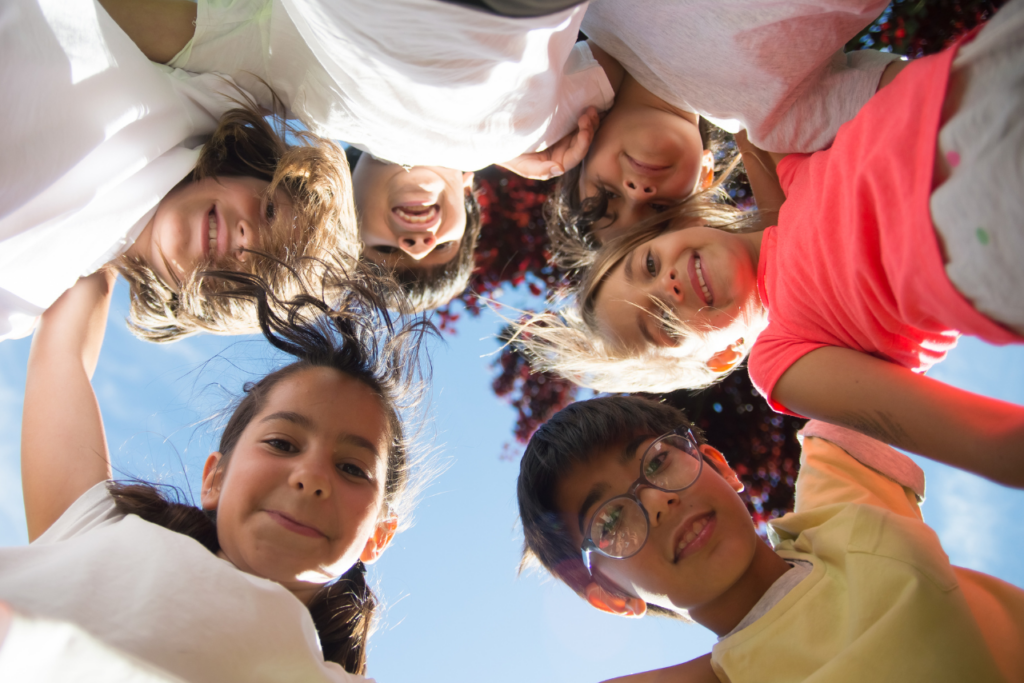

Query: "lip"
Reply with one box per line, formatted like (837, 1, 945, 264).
(625, 154, 671, 175)
(202, 204, 226, 260)
(266, 510, 326, 539)
(391, 203, 441, 231)
(687, 252, 708, 306)
(672, 511, 716, 562)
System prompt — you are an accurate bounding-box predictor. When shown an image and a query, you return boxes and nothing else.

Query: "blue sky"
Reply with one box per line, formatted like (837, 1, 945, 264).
(1, 281, 1022, 682)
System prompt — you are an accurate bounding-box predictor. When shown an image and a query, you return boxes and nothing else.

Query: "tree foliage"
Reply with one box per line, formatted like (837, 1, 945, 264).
(439, 0, 1002, 522)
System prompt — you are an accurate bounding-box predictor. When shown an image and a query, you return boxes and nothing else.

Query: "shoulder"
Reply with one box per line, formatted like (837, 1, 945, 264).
(33, 482, 123, 545)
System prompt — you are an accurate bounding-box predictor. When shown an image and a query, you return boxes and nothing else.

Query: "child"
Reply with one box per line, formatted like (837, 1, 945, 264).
(1, 0, 357, 342)
(0, 263, 432, 681)
(515, 2, 1024, 487)
(539, 0, 906, 269)
(518, 396, 1024, 683)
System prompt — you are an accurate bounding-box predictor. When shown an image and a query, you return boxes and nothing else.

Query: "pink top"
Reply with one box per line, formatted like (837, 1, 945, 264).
(748, 31, 1022, 416)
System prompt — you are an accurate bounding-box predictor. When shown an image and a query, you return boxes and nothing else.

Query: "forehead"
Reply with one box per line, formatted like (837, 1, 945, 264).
(552, 437, 647, 538)
(254, 367, 390, 455)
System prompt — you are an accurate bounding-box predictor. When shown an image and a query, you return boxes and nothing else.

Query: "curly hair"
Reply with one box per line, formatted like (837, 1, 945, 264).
(510, 186, 764, 394)
(116, 98, 358, 342)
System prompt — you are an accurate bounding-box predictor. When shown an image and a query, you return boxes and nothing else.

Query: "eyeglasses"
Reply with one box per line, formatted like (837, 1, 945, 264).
(580, 428, 703, 575)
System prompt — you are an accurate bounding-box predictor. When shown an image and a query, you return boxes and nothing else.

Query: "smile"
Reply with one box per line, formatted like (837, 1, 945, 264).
(674, 512, 715, 561)
(207, 208, 218, 257)
(266, 510, 326, 539)
(625, 154, 670, 174)
(688, 253, 714, 307)
(392, 204, 440, 230)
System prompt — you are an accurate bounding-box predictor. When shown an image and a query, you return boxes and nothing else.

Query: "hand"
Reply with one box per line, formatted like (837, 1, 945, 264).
(498, 106, 600, 180)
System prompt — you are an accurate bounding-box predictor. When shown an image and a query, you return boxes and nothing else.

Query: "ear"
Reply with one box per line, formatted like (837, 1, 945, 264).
(705, 338, 745, 373)
(360, 516, 398, 564)
(201, 453, 225, 511)
(584, 583, 647, 618)
(698, 149, 715, 191)
(461, 171, 475, 192)
(698, 444, 744, 493)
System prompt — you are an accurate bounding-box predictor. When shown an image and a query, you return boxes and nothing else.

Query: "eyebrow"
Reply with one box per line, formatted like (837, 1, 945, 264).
(259, 412, 382, 456)
(577, 436, 649, 533)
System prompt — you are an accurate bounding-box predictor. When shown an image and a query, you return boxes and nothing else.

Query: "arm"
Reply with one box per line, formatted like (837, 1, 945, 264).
(774, 346, 1024, 489)
(734, 130, 785, 228)
(602, 654, 718, 683)
(98, 0, 196, 64)
(22, 270, 118, 541)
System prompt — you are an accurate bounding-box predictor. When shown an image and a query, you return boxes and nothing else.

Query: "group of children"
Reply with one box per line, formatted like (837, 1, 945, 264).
(1, 0, 1023, 680)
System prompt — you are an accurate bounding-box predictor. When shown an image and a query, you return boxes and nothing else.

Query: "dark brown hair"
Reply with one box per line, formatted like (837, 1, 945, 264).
(545, 118, 725, 272)
(109, 261, 434, 674)
(517, 396, 702, 618)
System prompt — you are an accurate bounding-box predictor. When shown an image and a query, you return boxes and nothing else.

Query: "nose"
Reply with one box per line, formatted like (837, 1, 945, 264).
(397, 233, 437, 260)
(661, 267, 685, 304)
(638, 486, 680, 527)
(289, 456, 332, 499)
(623, 176, 656, 199)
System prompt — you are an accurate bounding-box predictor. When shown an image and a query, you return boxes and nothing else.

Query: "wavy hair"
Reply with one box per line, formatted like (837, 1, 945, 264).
(510, 189, 764, 394)
(117, 95, 359, 342)
(110, 260, 435, 674)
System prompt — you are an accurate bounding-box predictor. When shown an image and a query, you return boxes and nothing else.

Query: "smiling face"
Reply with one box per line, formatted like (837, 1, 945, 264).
(201, 366, 394, 603)
(579, 89, 713, 244)
(127, 176, 293, 289)
(353, 155, 473, 269)
(554, 438, 759, 617)
(592, 223, 763, 353)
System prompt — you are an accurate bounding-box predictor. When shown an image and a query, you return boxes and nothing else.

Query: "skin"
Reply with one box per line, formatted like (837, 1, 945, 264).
(554, 437, 790, 636)
(353, 155, 473, 270)
(201, 366, 396, 605)
(592, 223, 763, 354)
(579, 75, 715, 245)
(125, 176, 293, 290)
(22, 275, 396, 606)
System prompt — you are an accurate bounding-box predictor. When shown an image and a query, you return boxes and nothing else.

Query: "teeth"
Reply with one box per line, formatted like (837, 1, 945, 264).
(676, 516, 710, 556)
(695, 255, 713, 305)
(393, 205, 439, 224)
(208, 212, 217, 253)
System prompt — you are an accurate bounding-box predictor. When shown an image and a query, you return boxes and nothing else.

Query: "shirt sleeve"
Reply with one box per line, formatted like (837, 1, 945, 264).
(33, 482, 124, 545)
(793, 420, 924, 520)
(747, 48, 902, 153)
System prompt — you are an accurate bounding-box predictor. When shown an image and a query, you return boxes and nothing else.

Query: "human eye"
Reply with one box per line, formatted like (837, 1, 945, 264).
(264, 198, 276, 222)
(645, 249, 657, 277)
(264, 437, 297, 453)
(338, 462, 370, 481)
(595, 504, 624, 543)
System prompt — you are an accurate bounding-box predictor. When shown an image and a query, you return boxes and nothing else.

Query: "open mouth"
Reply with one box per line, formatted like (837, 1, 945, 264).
(392, 204, 440, 230)
(207, 208, 218, 257)
(674, 512, 715, 561)
(688, 253, 714, 307)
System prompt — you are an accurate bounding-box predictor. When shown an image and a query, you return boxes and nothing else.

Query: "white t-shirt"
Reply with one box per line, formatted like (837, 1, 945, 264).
(168, 0, 615, 170)
(581, 0, 901, 153)
(0, 0, 245, 341)
(0, 483, 368, 683)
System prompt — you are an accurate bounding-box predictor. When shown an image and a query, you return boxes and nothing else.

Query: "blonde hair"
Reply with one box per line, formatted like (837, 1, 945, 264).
(116, 100, 359, 342)
(513, 187, 766, 393)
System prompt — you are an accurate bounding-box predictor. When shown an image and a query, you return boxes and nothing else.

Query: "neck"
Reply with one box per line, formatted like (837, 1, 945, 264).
(688, 539, 791, 636)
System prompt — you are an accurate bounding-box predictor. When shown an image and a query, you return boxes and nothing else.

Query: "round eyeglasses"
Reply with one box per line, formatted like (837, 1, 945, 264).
(580, 428, 703, 574)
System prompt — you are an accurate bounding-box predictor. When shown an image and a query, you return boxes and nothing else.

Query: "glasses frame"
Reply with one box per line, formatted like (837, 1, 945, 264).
(580, 427, 703, 575)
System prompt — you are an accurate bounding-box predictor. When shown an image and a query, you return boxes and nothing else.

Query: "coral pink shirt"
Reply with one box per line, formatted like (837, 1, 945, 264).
(748, 32, 1022, 416)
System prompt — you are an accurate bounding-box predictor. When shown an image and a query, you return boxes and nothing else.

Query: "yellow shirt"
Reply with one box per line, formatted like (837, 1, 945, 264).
(711, 422, 1024, 683)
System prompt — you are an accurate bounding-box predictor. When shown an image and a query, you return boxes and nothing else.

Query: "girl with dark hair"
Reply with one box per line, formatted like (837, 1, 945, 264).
(0, 263, 433, 681)
(1, 0, 358, 343)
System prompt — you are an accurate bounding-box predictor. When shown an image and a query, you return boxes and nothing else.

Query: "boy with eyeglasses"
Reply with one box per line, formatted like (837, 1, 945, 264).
(517, 396, 1024, 682)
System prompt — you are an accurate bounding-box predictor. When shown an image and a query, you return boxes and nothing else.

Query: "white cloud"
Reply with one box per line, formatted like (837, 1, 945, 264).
(929, 469, 1000, 573)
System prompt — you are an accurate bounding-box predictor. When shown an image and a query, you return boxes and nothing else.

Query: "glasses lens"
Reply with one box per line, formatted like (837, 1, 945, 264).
(588, 497, 647, 559)
(641, 434, 702, 491)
